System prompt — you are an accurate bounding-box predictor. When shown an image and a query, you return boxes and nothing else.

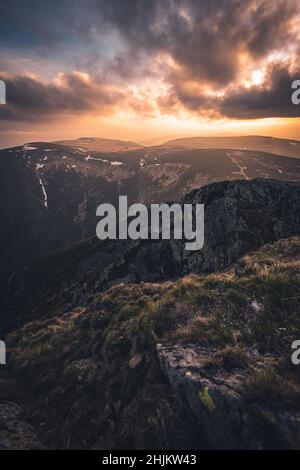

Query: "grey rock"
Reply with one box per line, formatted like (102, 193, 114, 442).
(156, 344, 300, 449)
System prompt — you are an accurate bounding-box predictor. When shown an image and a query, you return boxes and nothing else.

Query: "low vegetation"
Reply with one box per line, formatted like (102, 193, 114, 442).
(0, 237, 299, 449)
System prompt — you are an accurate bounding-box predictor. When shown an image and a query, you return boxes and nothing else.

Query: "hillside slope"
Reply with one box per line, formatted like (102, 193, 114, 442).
(2, 178, 299, 335)
(1, 236, 299, 449)
(162, 136, 300, 159)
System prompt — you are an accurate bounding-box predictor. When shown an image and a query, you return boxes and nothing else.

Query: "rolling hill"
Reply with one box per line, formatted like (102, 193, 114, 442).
(161, 135, 300, 159)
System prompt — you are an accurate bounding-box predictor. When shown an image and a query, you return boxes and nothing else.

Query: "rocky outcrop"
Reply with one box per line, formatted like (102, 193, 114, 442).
(75, 179, 300, 285)
(181, 178, 300, 273)
(55, 178, 300, 291)
(157, 345, 300, 449)
(2, 178, 300, 332)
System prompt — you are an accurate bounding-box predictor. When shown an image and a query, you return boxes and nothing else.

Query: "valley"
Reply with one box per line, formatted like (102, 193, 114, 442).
(1, 135, 300, 284)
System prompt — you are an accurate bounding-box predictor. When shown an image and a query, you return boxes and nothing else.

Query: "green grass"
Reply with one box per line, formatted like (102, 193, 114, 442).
(0, 236, 299, 449)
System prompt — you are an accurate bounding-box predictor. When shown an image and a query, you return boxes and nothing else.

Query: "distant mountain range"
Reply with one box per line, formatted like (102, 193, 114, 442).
(160, 135, 300, 159)
(1, 135, 300, 284)
(59, 135, 300, 159)
(56, 137, 144, 153)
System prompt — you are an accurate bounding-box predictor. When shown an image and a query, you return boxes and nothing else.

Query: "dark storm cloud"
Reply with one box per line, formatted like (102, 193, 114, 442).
(95, 0, 300, 122)
(220, 64, 300, 119)
(0, 72, 123, 122)
(0, 0, 299, 121)
(162, 62, 300, 120)
(2, 0, 297, 82)
(96, 0, 298, 85)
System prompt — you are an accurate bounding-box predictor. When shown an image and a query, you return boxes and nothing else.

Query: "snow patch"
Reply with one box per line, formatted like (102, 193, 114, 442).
(85, 155, 109, 163)
(251, 300, 263, 313)
(39, 178, 48, 208)
(23, 145, 37, 151)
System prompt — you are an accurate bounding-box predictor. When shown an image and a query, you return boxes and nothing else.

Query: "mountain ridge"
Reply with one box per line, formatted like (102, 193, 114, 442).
(160, 135, 300, 159)
(2, 178, 299, 335)
(1, 138, 300, 284)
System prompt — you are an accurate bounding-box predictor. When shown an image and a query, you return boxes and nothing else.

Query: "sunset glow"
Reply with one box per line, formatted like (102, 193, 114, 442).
(1, 0, 300, 147)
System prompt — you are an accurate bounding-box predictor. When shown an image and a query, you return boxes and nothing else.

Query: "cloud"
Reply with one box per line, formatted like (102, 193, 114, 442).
(220, 63, 300, 119)
(95, 0, 300, 120)
(97, 0, 299, 84)
(157, 62, 300, 119)
(0, 0, 300, 123)
(0, 71, 124, 122)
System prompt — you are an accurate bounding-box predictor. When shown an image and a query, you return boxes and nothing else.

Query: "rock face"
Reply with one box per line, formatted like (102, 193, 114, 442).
(157, 344, 248, 449)
(60, 178, 300, 285)
(2, 178, 300, 326)
(181, 178, 300, 274)
(80, 178, 300, 284)
(157, 345, 300, 449)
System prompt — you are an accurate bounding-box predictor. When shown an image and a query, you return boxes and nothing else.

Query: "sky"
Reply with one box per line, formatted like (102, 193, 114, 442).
(0, 0, 300, 148)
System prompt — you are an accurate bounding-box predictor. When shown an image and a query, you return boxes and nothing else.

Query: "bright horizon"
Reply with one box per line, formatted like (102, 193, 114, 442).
(1, 128, 300, 151)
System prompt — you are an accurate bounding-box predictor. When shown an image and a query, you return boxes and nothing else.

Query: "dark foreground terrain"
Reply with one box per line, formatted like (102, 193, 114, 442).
(0, 236, 299, 449)
(0, 178, 299, 449)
